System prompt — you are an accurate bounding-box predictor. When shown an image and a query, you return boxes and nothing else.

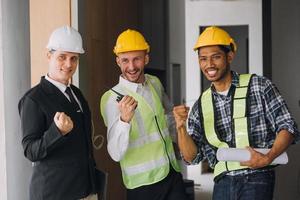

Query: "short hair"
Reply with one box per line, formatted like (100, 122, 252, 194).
(219, 45, 231, 54)
(197, 45, 233, 55)
(48, 49, 56, 54)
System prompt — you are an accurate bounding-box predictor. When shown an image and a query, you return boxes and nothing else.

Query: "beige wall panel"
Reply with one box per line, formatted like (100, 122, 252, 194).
(30, 0, 71, 86)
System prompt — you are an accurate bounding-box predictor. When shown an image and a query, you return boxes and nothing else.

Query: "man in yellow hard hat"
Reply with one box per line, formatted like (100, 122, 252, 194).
(18, 26, 103, 200)
(100, 29, 189, 200)
(173, 26, 300, 200)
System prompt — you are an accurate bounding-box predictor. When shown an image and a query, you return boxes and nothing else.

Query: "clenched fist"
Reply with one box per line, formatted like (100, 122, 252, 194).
(54, 112, 73, 135)
(118, 95, 138, 123)
(173, 105, 190, 129)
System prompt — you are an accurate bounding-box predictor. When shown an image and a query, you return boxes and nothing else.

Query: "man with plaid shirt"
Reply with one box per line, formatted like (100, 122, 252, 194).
(173, 26, 299, 200)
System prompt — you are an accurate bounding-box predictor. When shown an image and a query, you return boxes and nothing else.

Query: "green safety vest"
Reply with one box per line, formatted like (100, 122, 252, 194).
(201, 74, 253, 179)
(100, 74, 180, 189)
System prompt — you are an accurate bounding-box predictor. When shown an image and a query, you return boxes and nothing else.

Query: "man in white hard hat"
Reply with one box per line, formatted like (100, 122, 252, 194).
(18, 26, 102, 200)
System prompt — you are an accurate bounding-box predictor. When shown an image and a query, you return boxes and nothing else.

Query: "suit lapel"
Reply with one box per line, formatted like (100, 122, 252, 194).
(40, 77, 93, 154)
(70, 85, 93, 153)
(40, 77, 74, 112)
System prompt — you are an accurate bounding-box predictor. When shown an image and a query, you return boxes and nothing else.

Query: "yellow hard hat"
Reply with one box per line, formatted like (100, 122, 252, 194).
(113, 29, 150, 55)
(193, 26, 237, 52)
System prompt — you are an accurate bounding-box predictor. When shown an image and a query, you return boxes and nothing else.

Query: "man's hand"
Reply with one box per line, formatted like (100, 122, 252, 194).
(118, 95, 138, 123)
(173, 105, 190, 129)
(54, 112, 74, 135)
(173, 105, 197, 162)
(240, 147, 271, 169)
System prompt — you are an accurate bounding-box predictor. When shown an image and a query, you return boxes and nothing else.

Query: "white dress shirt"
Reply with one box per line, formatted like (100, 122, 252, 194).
(105, 75, 176, 162)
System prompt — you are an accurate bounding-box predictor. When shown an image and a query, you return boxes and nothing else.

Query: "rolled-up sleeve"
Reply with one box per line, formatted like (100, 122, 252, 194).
(263, 79, 300, 143)
(185, 101, 205, 164)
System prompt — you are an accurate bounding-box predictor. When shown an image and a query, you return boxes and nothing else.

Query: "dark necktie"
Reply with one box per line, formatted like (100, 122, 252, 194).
(65, 87, 81, 112)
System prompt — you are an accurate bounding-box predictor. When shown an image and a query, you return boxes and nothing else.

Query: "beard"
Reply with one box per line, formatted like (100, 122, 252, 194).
(122, 69, 145, 83)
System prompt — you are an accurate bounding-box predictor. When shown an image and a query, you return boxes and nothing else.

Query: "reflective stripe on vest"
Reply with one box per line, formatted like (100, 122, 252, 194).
(201, 74, 253, 178)
(100, 74, 180, 189)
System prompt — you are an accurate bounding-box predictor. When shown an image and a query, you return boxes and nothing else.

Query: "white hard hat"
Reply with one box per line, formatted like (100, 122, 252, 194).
(46, 26, 85, 54)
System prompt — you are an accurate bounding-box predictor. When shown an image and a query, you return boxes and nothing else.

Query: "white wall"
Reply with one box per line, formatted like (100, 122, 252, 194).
(0, 0, 31, 199)
(0, 1, 8, 199)
(272, 0, 300, 199)
(184, 0, 263, 195)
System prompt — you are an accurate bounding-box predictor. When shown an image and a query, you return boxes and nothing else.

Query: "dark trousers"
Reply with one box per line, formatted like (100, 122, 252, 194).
(127, 168, 189, 200)
(213, 170, 275, 200)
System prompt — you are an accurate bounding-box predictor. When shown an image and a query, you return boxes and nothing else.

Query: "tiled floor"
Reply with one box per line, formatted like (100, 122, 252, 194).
(194, 187, 213, 200)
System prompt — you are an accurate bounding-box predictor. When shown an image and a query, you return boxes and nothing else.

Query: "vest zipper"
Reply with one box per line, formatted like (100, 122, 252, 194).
(154, 115, 171, 164)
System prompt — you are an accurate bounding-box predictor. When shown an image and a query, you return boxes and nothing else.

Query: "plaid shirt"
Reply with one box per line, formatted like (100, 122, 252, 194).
(188, 71, 299, 176)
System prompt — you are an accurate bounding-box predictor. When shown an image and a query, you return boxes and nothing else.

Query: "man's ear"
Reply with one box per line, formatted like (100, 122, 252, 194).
(116, 56, 121, 68)
(227, 51, 235, 64)
(145, 54, 149, 65)
(46, 51, 52, 60)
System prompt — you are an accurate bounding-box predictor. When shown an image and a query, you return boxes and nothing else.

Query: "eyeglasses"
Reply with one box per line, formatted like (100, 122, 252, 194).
(198, 53, 225, 65)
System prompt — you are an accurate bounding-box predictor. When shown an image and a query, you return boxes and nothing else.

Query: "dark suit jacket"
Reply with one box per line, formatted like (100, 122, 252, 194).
(18, 77, 101, 200)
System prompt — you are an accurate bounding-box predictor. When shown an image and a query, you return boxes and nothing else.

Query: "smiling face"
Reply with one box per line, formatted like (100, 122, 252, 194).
(116, 50, 149, 83)
(47, 51, 79, 85)
(198, 45, 234, 85)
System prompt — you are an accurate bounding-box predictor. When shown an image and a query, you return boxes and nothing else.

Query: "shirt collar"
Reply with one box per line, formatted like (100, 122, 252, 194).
(231, 71, 240, 87)
(45, 74, 70, 94)
(210, 71, 239, 96)
(119, 75, 146, 93)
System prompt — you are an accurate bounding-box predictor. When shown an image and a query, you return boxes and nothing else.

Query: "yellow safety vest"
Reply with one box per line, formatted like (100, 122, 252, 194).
(201, 74, 253, 179)
(100, 74, 180, 189)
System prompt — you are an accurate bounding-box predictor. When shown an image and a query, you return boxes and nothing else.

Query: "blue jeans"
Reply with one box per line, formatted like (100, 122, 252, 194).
(213, 170, 275, 200)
